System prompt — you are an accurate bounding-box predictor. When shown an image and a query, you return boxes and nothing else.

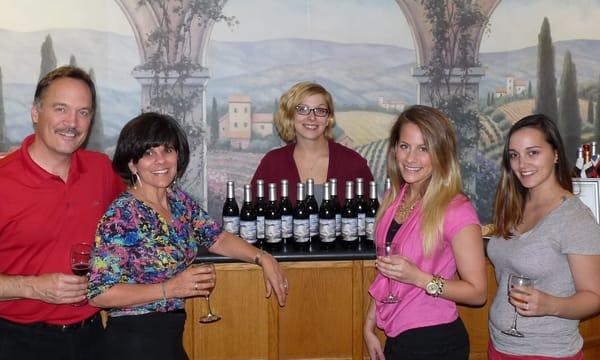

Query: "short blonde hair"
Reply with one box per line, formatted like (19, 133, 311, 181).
(275, 82, 336, 143)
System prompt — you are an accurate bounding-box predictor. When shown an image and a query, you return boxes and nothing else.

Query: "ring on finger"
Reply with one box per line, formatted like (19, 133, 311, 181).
(524, 302, 529, 310)
(194, 282, 199, 291)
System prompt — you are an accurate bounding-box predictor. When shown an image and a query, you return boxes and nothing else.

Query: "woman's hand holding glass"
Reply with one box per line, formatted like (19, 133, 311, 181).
(165, 263, 216, 299)
(503, 274, 535, 337)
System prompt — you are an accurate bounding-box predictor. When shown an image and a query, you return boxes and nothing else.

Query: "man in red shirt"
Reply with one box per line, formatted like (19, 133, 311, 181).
(0, 66, 124, 360)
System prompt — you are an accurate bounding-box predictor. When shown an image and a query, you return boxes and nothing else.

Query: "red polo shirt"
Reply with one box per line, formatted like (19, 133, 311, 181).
(0, 134, 124, 324)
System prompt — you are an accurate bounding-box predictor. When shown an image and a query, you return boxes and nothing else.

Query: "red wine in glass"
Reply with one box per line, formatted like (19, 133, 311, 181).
(70, 243, 91, 306)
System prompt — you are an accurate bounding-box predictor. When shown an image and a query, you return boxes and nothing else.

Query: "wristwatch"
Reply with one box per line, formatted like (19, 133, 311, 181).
(425, 275, 445, 297)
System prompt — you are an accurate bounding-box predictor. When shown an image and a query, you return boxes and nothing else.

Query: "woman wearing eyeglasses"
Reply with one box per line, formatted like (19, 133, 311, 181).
(251, 81, 373, 204)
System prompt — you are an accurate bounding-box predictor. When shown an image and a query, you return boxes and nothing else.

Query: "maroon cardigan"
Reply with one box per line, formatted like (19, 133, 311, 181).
(250, 141, 374, 205)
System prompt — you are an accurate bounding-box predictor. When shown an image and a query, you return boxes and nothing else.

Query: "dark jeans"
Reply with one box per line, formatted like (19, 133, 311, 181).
(0, 314, 104, 360)
(105, 310, 188, 360)
(384, 317, 469, 360)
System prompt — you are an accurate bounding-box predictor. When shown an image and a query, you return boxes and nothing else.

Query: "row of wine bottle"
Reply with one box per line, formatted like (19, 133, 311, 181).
(573, 142, 599, 178)
(222, 178, 388, 250)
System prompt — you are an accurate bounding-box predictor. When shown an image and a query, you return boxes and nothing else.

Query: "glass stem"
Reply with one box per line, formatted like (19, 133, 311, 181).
(205, 295, 214, 315)
(510, 308, 518, 330)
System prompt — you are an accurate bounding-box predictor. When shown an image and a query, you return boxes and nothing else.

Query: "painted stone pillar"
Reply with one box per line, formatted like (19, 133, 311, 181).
(131, 67, 210, 205)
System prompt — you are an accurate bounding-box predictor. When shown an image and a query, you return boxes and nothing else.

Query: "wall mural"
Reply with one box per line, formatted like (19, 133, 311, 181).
(1, 0, 599, 224)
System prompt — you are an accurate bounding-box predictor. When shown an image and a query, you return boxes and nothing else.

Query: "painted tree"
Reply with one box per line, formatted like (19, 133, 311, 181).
(527, 80, 532, 98)
(38, 35, 57, 81)
(209, 96, 219, 147)
(535, 17, 558, 123)
(69, 55, 78, 67)
(143, 0, 236, 126)
(0, 66, 6, 152)
(86, 68, 105, 151)
(419, 0, 489, 211)
(558, 50, 581, 164)
(596, 95, 600, 142)
(587, 96, 594, 123)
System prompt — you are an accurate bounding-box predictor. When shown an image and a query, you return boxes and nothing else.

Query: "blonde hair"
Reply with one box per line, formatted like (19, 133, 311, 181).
(376, 105, 463, 256)
(274, 82, 335, 143)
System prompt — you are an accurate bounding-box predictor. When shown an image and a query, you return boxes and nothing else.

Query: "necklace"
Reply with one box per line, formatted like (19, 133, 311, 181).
(395, 196, 419, 224)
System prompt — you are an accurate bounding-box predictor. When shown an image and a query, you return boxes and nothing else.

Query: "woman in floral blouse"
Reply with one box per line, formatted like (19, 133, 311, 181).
(88, 112, 288, 360)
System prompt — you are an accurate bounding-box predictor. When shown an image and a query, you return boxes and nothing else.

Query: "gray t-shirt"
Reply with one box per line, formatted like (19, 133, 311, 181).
(487, 196, 600, 357)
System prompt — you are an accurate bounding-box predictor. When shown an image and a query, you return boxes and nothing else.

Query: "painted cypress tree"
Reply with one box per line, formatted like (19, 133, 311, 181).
(558, 50, 581, 164)
(69, 55, 78, 67)
(527, 80, 532, 98)
(38, 35, 57, 81)
(587, 97, 594, 123)
(535, 17, 558, 123)
(595, 95, 600, 142)
(86, 68, 105, 151)
(0, 66, 6, 151)
(209, 96, 219, 147)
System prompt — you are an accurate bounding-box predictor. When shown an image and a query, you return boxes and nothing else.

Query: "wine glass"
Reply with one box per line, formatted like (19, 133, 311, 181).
(70, 243, 91, 306)
(376, 243, 401, 304)
(502, 274, 534, 337)
(196, 263, 221, 323)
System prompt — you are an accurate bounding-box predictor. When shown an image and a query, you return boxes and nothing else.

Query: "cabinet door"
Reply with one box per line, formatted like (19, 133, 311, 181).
(186, 263, 270, 360)
(278, 261, 362, 359)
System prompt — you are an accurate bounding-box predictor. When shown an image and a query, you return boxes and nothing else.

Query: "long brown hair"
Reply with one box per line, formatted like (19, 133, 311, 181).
(376, 105, 463, 256)
(492, 114, 573, 239)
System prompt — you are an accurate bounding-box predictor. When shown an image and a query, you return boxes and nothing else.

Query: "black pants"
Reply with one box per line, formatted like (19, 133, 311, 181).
(384, 317, 469, 360)
(105, 310, 188, 360)
(0, 314, 104, 360)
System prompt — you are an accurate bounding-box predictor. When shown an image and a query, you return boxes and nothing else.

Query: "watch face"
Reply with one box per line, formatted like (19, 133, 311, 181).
(426, 281, 439, 294)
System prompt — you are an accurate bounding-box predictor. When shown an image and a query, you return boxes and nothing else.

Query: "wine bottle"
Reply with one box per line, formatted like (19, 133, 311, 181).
(582, 144, 595, 178)
(264, 183, 282, 250)
(319, 182, 336, 248)
(341, 180, 358, 248)
(329, 178, 342, 241)
(222, 181, 239, 235)
(255, 180, 267, 246)
(306, 178, 319, 243)
(572, 147, 584, 178)
(239, 184, 257, 244)
(355, 178, 366, 242)
(280, 179, 294, 244)
(293, 182, 310, 248)
(365, 181, 379, 248)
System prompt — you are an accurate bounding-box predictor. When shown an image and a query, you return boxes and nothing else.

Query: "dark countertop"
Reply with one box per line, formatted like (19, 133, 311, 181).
(194, 237, 491, 264)
(194, 239, 376, 264)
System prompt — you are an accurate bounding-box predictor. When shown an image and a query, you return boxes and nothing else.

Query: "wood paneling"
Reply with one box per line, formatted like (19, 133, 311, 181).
(184, 260, 600, 360)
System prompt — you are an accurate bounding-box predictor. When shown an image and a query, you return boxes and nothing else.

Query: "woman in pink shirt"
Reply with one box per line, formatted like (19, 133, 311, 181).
(363, 105, 487, 359)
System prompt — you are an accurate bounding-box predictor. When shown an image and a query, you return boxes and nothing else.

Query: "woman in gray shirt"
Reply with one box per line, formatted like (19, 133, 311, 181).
(487, 114, 600, 359)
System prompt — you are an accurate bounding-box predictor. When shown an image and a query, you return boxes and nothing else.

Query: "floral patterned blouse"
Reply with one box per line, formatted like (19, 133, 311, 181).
(88, 188, 222, 317)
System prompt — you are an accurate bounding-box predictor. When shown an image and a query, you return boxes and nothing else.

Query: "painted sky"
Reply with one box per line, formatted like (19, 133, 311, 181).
(0, 0, 598, 52)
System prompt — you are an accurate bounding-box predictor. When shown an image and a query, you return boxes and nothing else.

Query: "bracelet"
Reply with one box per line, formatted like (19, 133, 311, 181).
(160, 282, 167, 303)
(253, 250, 267, 266)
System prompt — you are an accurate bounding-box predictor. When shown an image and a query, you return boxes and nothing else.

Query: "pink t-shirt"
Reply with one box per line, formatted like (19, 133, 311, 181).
(368, 188, 479, 337)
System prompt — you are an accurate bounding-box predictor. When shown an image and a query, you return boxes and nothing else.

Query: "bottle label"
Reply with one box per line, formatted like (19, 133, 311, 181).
(240, 221, 257, 243)
(293, 219, 310, 243)
(365, 217, 376, 241)
(256, 216, 265, 239)
(223, 216, 240, 235)
(335, 214, 342, 236)
(341, 217, 358, 241)
(264, 219, 282, 243)
(309, 214, 319, 237)
(357, 213, 366, 236)
(319, 219, 336, 243)
(282, 215, 293, 239)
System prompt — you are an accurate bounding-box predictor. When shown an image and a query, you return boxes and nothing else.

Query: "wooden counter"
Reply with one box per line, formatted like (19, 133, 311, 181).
(182, 259, 600, 359)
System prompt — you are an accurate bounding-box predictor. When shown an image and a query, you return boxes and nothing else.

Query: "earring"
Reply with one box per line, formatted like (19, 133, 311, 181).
(170, 177, 177, 189)
(131, 172, 142, 189)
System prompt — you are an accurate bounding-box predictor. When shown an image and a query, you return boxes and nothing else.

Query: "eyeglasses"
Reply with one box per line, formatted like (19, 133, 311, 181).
(295, 104, 330, 117)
